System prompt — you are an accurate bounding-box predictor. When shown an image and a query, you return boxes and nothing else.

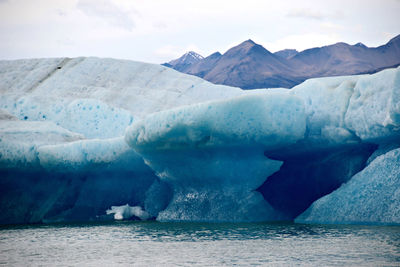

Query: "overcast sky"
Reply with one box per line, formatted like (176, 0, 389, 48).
(0, 0, 399, 63)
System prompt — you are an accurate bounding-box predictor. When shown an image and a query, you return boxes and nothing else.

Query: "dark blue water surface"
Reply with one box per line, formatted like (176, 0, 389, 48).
(1, 221, 400, 266)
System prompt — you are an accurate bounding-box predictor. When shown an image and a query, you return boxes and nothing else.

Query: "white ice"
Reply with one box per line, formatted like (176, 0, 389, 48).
(106, 204, 150, 220)
(0, 57, 244, 138)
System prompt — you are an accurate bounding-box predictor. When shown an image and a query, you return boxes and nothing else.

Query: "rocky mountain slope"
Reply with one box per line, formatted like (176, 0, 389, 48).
(164, 34, 400, 89)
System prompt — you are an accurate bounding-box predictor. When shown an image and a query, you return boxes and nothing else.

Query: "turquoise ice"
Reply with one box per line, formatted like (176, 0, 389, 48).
(0, 57, 399, 224)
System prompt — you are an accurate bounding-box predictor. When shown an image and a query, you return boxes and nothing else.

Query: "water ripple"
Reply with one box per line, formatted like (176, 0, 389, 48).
(0, 222, 399, 266)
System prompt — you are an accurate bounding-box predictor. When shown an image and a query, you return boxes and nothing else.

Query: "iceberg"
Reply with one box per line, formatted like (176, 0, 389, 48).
(345, 68, 400, 141)
(0, 109, 165, 224)
(106, 204, 150, 220)
(0, 57, 399, 225)
(125, 91, 306, 221)
(0, 109, 84, 169)
(0, 57, 240, 224)
(296, 148, 400, 225)
(258, 144, 376, 219)
(0, 57, 244, 138)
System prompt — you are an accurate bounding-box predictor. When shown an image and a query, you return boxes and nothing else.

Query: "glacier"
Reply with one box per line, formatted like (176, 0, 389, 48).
(0, 57, 399, 225)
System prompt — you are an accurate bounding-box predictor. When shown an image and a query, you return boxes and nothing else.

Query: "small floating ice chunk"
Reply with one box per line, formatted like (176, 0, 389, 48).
(106, 204, 150, 220)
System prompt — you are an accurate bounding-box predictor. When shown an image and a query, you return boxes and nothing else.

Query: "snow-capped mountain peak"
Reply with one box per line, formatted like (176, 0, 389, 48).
(162, 51, 204, 72)
(183, 51, 204, 61)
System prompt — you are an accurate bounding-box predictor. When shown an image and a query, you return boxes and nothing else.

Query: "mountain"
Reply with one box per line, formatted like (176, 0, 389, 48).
(186, 52, 221, 78)
(200, 39, 304, 89)
(162, 51, 203, 72)
(290, 36, 400, 77)
(163, 34, 400, 89)
(274, 49, 298, 59)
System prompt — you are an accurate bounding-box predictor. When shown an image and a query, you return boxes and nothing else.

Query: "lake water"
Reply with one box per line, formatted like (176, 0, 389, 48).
(1, 221, 399, 266)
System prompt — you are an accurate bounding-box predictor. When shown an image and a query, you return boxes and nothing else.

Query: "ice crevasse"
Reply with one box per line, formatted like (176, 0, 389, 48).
(0, 58, 399, 225)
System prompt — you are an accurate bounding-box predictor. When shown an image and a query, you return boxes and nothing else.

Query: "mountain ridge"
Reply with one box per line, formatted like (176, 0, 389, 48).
(164, 34, 400, 89)
(163, 51, 203, 72)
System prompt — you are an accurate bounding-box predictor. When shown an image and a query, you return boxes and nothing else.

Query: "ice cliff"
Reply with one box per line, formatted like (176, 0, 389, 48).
(0, 57, 399, 225)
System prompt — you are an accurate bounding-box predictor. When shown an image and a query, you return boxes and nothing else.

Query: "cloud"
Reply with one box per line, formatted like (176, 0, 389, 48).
(287, 8, 345, 21)
(155, 44, 203, 61)
(263, 33, 341, 52)
(57, 38, 75, 47)
(56, 9, 67, 17)
(152, 21, 167, 30)
(76, 0, 136, 31)
(286, 9, 325, 20)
